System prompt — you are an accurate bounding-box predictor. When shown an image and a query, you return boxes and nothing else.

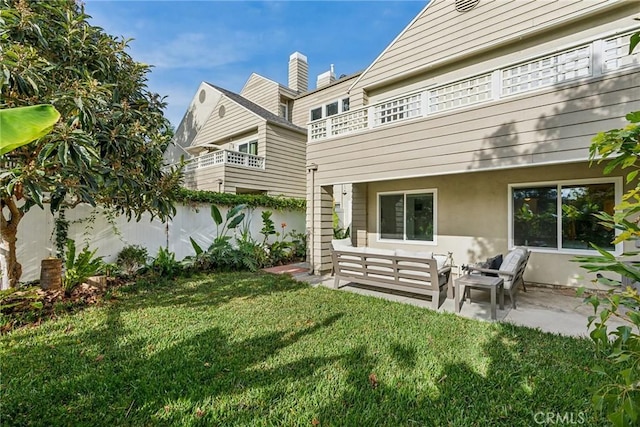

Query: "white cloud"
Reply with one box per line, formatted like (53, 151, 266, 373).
(137, 30, 262, 70)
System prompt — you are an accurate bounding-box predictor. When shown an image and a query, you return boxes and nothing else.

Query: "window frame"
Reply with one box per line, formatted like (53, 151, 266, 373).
(279, 102, 289, 120)
(309, 97, 351, 122)
(376, 189, 438, 245)
(508, 177, 622, 255)
(237, 139, 258, 155)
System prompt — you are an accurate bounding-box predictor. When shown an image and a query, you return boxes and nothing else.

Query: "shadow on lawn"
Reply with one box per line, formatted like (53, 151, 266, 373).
(2, 306, 345, 425)
(118, 271, 307, 310)
(2, 274, 609, 426)
(309, 322, 606, 426)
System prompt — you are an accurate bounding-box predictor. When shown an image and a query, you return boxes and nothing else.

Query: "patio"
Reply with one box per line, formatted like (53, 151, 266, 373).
(274, 263, 628, 338)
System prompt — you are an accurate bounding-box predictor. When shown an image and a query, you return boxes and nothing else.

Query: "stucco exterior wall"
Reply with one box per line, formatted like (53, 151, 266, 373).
(359, 162, 631, 288)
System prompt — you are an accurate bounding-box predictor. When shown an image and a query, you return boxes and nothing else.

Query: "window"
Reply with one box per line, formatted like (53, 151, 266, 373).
(379, 191, 436, 242)
(326, 101, 339, 117)
(310, 107, 322, 121)
(238, 140, 258, 155)
(511, 180, 617, 252)
(309, 98, 350, 122)
(279, 102, 289, 120)
(342, 98, 350, 112)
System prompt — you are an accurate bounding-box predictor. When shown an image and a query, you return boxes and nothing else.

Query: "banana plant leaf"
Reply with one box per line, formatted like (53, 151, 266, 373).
(0, 105, 60, 155)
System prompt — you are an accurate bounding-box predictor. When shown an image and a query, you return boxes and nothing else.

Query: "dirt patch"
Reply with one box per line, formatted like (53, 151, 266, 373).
(1, 277, 126, 333)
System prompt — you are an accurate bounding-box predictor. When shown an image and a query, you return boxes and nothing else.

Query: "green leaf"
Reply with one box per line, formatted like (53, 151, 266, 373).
(0, 105, 60, 155)
(189, 237, 203, 255)
(210, 205, 222, 226)
(629, 32, 640, 56)
(226, 204, 246, 220)
(227, 212, 245, 229)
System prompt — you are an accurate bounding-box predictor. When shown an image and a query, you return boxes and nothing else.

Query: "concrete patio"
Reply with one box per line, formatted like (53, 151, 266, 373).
(265, 263, 629, 338)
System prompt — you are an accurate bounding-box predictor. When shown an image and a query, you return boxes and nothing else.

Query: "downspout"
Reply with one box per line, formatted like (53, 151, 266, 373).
(217, 178, 223, 193)
(306, 163, 318, 274)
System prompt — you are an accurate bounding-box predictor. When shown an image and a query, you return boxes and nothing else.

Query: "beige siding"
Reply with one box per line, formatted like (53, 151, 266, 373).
(186, 121, 306, 198)
(366, 9, 637, 103)
(308, 70, 639, 186)
(291, 75, 359, 127)
(262, 124, 307, 197)
(166, 83, 221, 164)
(357, 162, 630, 287)
(240, 74, 280, 115)
(192, 123, 305, 198)
(192, 95, 263, 147)
(352, 0, 623, 91)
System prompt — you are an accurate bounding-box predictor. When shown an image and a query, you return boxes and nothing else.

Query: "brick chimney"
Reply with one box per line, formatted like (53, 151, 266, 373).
(288, 52, 308, 93)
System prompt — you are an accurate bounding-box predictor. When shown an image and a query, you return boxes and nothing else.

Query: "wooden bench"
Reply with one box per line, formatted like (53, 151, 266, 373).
(331, 248, 452, 309)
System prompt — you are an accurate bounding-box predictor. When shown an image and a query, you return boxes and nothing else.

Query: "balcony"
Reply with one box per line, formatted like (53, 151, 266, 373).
(182, 149, 265, 172)
(308, 31, 639, 142)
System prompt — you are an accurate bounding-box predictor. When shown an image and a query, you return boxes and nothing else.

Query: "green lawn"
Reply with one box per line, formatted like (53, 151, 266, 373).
(1, 273, 609, 426)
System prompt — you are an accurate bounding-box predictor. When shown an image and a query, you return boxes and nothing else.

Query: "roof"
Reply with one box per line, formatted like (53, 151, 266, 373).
(205, 82, 306, 134)
(294, 71, 363, 100)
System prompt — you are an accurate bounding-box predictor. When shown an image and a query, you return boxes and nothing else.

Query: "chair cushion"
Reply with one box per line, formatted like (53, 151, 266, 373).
(395, 249, 434, 259)
(499, 250, 524, 289)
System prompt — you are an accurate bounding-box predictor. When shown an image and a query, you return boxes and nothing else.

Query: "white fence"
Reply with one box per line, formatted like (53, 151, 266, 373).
(16, 203, 305, 282)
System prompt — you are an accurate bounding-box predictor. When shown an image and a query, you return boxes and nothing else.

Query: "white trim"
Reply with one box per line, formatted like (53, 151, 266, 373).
(308, 28, 640, 142)
(507, 177, 623, 256)
(226, 133, 260, 152)
(376, 188, 438, 245)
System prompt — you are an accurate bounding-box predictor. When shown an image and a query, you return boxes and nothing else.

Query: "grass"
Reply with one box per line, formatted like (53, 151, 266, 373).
(0, 272, 611, 426)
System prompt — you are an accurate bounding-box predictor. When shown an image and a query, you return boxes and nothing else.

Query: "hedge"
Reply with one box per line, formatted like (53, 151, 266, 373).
(176, 188, 306, 211)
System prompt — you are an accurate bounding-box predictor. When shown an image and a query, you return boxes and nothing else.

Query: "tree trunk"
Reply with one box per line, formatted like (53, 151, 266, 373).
(0, 196, 24, 289)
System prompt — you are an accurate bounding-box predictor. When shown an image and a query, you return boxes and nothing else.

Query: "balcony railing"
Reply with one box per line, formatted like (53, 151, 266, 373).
(308, 31, 639, 142)
(182, 149, 265, 172)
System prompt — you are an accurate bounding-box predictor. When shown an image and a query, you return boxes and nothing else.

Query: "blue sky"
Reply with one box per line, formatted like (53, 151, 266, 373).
(84, 1, 427, 127)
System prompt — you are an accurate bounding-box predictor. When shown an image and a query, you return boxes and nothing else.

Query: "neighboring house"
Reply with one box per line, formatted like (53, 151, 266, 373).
(303, 0, 640, 287)
(166, 53, 310, 198)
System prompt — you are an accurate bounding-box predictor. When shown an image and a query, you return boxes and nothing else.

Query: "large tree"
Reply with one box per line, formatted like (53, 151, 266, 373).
(0, 0, 182, 289)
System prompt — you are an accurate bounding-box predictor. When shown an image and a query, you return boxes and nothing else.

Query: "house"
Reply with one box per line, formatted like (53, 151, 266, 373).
(302, 0, 640, 287)
(165, 53, 311, 198)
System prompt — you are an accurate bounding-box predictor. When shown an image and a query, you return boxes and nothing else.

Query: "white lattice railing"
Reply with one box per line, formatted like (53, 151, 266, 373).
(331, 109, 369, 136)
(603, 31, 640, 72)
(183, 149, 265, 172)
(502, 45, 591, 96)
(307, 30, 639, 142)
(374, 93, 421, 126)
(428, 74, 492, 113)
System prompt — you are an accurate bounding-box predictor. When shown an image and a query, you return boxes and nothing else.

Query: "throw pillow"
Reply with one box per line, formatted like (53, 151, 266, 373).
(481, 254, 503, 277)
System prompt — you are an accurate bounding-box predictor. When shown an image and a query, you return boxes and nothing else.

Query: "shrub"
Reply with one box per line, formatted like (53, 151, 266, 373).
(575, 106, 640, 427)
(62, 240, 103, 296)
(150, 246, 181, 277)
(116, 245, 148, 276)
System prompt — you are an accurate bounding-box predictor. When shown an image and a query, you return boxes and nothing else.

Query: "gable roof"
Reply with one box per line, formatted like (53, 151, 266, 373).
(206, 82, 306, 134)
(348, 2, 432, 91)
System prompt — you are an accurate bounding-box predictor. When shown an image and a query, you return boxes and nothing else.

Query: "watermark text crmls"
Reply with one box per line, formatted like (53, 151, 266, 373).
(533, 411, 587, 425)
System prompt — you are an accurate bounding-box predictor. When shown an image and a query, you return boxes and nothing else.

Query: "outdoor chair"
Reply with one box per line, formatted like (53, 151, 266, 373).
(463, 247, 530, 309)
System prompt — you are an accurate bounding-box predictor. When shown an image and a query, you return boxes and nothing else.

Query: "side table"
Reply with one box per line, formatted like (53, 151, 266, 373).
(455, 274, 504, 320)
